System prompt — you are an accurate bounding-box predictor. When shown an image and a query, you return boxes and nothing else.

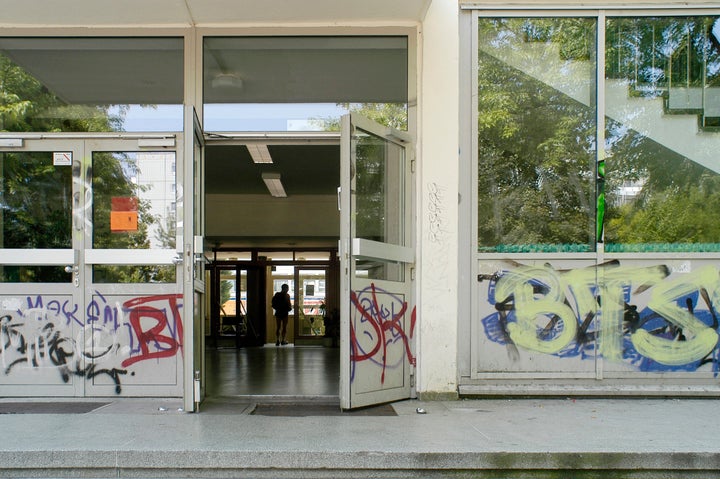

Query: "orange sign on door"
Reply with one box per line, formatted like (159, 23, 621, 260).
(111, 196, 139, 232)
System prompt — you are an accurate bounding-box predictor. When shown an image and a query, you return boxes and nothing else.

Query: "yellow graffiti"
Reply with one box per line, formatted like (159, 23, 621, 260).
(599, 265, 670, 363)
(496, 266, 577, 354)
(492, 262, 718, 366)
(633, 265, 720, 366)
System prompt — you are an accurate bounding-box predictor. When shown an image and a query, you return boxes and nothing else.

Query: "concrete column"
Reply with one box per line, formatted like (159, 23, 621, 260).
(416, 0, 460, 400)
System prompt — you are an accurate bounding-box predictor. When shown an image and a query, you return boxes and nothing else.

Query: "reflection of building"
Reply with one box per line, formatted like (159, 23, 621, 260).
(136, 152, 176, 249)
(614, 180, 645, 205)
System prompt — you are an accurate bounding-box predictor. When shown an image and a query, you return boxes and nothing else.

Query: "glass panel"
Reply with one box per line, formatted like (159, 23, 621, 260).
(203, 36, 408, 132)
(295, 251, 330, 261)
(476, 18, 598, 253)
(92, 151, 176, 250)
(0, 266, 69, 283)
(354, 258, 404, 283)
(297, 269, 326, 337)
(354, 127, 405, 245)
(93, 264, 175, 283)
(218, 269, 238, 336)
(0, 152, 72, 248)
(0, 37, 183, 133)
(260, 251, 293, 261)
(0, 151, 71, 282)
(604, 16, 720, 252)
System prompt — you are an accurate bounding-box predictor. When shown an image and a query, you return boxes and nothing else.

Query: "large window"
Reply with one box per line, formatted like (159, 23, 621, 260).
(203, 36, 408, 132)
(0, 37, 183, 133)
(604, 16, 720, 252)
(476, 14, 720, 253)
(477, 18, 598, 253)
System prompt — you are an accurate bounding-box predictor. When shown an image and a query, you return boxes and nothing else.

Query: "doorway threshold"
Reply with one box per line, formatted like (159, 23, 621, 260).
(230, 394, 339, 405)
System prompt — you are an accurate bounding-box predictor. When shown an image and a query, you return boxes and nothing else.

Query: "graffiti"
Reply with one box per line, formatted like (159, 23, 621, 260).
(0, 293, 183, 393)
(121, 294, 183, 367)
(479, 260, 720, 372)
(427, 182, 448, 244)
(350, 283, 415, 384)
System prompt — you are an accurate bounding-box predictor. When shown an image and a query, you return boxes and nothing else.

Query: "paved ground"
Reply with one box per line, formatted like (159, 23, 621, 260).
(0, 396, 719, 478)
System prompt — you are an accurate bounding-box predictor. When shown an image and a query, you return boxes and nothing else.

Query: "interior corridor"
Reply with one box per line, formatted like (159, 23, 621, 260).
(204, 345, 340, 399)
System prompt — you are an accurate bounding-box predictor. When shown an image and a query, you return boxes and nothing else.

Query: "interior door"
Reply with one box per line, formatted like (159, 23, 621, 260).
(339, 114, 415, 410)
(0, 138, 84, 396)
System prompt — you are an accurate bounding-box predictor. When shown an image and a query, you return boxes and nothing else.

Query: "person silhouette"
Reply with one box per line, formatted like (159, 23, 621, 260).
(271, 284, 292, 346)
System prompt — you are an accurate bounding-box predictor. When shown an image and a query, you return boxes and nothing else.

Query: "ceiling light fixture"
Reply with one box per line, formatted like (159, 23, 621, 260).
(262, 172, 287, 198)
(211, 73, 243, 89)
(247, 144, 273, 164)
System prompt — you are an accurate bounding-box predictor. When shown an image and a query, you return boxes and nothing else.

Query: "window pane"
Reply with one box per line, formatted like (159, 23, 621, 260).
(93, 265, 175, 283)
(0, 38, 183, 133)
(477, 18, 598, 253)
(604, 16, 720, 252)
(203, 36, 408, 132)
(0, 266, 69, 283)
(355, 258, 404, 282)
(1, 151, 71, 249)
(354, 127, 405, 246)
(298, 269, 326, 337)
(92, 151, 176, 250)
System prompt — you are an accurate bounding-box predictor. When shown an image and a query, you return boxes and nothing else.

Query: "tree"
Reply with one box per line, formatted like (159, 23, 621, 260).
(0, 51, 169, 282)
(476, 18, 597, 252)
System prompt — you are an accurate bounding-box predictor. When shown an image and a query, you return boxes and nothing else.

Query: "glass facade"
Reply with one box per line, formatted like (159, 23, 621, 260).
(477, 15, 720, 254)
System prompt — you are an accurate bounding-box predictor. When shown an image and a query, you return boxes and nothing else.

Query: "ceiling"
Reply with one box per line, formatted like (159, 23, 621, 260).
(205, 142, 340, 196)
(0, 0, 430, 27)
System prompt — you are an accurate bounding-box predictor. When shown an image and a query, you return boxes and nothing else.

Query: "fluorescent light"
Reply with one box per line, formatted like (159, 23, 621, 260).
(247, 144, 272, 164)
(262, 172, 287, 197)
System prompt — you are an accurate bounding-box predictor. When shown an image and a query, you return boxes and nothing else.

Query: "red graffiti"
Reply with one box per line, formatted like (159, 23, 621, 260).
(121, 294, 183, 368)
(350, 283, 415, 384)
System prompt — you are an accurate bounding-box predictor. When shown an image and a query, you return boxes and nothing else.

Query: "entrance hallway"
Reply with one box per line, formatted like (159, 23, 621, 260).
(204, 345, 340, 399)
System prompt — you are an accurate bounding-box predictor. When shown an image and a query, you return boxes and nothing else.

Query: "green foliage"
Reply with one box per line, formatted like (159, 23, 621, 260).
(476, 18, 596, 251)
(309, 102, 408, 131)
(0, 51, 171, 283)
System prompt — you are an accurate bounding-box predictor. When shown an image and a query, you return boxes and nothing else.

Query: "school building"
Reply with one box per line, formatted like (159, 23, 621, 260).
(1, 0, 720, 412)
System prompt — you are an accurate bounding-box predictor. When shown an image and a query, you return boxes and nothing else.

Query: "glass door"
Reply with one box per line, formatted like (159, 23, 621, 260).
(297, 268, 327, 339)
(84, 137, 183, 397)
(0, 139, 84, 396)
(339, 114, 415, 409)
(0, 136, 183, 397)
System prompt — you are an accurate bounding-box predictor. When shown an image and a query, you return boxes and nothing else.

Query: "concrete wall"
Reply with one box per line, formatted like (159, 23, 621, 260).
(416, 0, 460, 399)
(206, 194, 339, 238)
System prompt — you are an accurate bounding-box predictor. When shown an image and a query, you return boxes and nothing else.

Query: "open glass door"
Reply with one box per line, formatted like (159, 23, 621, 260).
(339, 114, 415, 410)
(184, 107, 206, 412)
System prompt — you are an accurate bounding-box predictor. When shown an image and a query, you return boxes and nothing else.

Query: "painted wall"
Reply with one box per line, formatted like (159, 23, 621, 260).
(475, 258, 720, 382)
(417, 0, 460, 399)
(0, 293, 183, 396)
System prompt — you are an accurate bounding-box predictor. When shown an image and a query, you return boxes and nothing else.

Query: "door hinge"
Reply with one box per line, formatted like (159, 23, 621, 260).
(410, 266, 416, 281)
(410, 371, 415, 388)
(411, 159, 416, 173)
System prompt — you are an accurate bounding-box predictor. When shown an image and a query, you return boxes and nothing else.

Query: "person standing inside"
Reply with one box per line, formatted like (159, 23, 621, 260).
(271, 284, 292, 346)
